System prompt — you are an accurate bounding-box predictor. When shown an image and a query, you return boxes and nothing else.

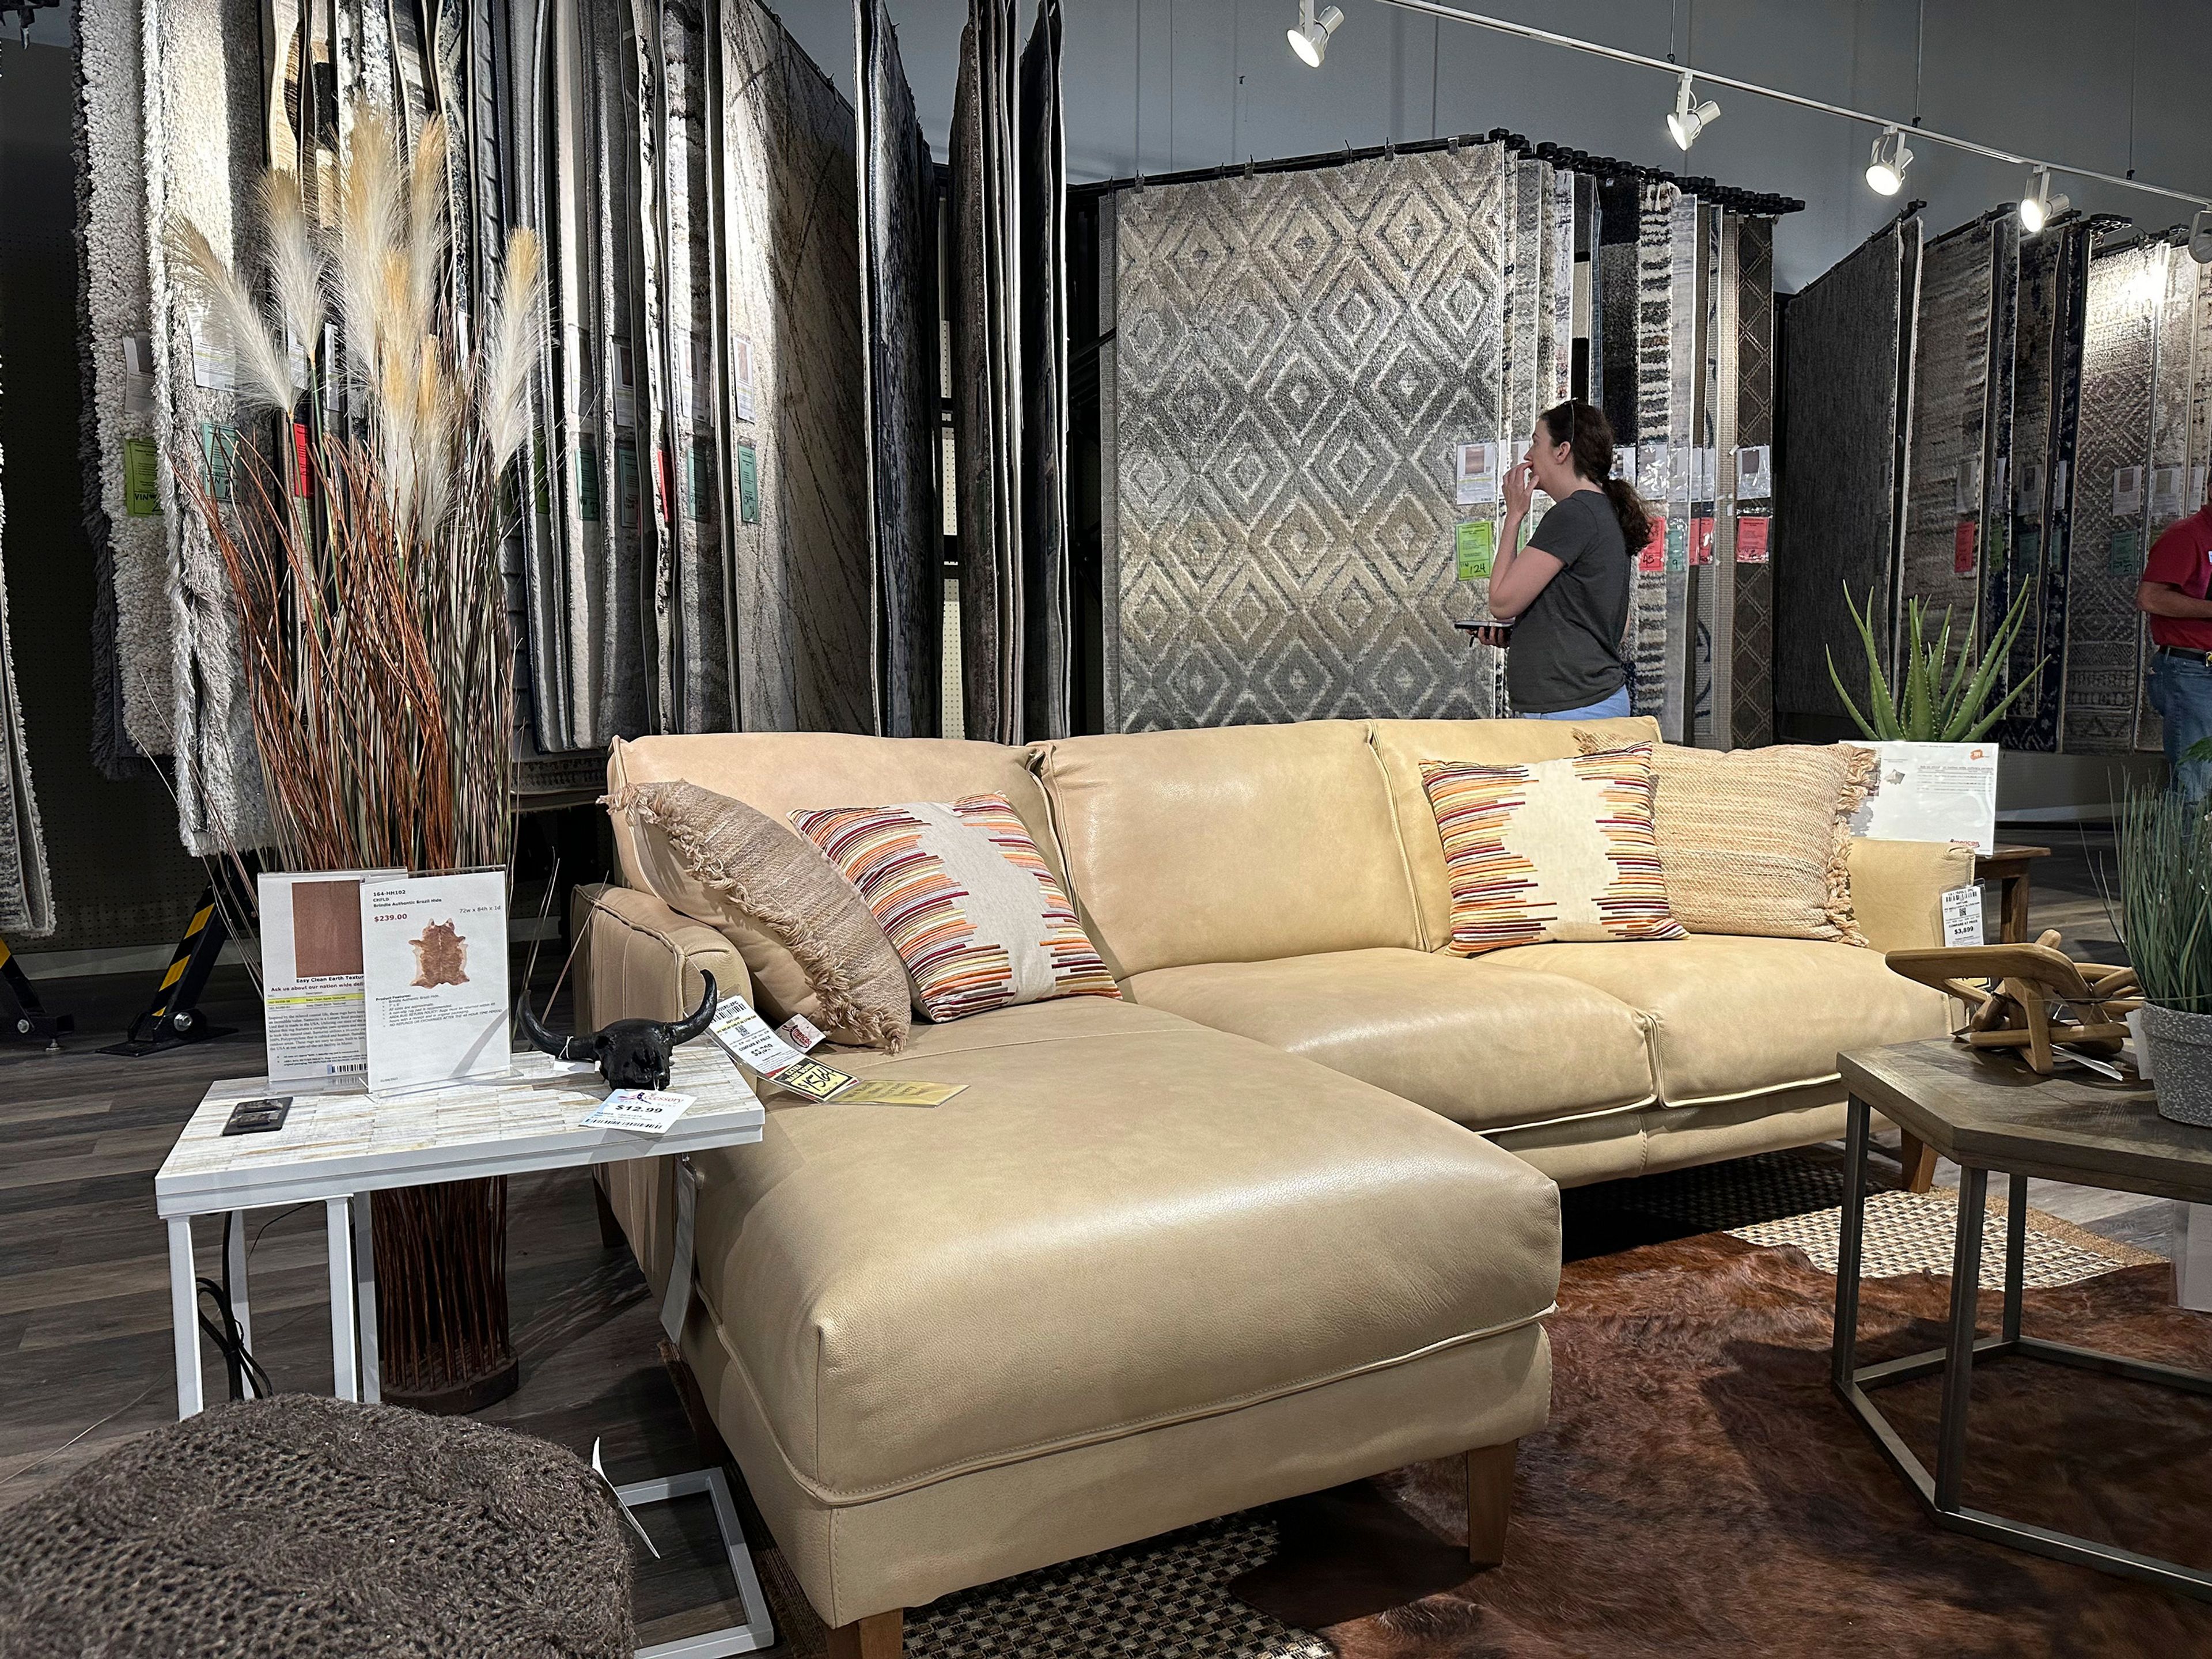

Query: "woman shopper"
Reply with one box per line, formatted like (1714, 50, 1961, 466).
(1468, 400, 1649, 719)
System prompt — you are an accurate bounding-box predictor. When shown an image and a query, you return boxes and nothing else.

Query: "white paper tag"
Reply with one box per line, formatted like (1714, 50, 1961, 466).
(776, 1013, 825, 1052)
(187, 309, 236, 392)
(1734, 444, 1770, 500)
(2115, 465, 2145, 517)
(592, 1438, 662, 1558)
(660, 1156, 700, 1344)
(581, 1089, 695, 1135)
(732, 332, 757, 424)
(707, 999, 805, 1076)
(2192, 465, 2208, 514)
(1454, 440, 1499, 505)
(1612, 443, 1636, 483)
(123, 334, 156, 419)
(1941, 885, 1984, 949)
(2153, 464, 2186, 521)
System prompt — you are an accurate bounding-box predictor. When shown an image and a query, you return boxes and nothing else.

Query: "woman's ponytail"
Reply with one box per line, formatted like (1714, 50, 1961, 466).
(1540, 399, 1653, 554)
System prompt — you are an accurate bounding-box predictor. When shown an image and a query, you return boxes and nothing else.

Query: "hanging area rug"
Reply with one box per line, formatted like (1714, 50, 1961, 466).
(750, 1189, 2205, 1657)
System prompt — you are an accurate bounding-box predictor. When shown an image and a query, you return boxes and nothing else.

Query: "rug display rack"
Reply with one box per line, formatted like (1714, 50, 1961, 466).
(75, 0, 965, 849)
(1093, 134, 1794, 737)
(948, 0, 1071, 744)
(1778, 201, 2212, 756)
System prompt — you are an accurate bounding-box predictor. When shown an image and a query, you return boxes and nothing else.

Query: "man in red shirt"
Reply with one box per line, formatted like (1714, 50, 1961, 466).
(2138, 502, 2212, 801)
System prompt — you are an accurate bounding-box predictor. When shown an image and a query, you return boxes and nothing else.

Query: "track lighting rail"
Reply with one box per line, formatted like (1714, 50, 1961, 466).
(1374, 0, 2212, 214)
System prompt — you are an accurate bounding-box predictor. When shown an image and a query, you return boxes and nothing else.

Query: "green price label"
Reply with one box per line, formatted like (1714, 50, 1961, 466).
(576, 445, 601, 523)
(199, 423, 241, 502)
(685, 438, 715, 524)
(1665, 516, 1688, 573)
(2108, 527, 2141, 577)
(124, 435, 161, 517)
(737, 441, 760, 525)
(615, 440, 639, 524)
(1455, 518, 1494, 581)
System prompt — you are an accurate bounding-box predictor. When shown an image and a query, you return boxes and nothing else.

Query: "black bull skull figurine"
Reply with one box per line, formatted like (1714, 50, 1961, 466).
(514, 972, 719, 1091)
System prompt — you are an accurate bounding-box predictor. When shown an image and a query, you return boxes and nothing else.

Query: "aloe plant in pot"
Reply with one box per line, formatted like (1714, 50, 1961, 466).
(2117, 782, 2212, 1124)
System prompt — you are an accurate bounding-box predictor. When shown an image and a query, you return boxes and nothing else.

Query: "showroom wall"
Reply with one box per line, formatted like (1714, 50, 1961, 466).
(780, 0, 2212, 291)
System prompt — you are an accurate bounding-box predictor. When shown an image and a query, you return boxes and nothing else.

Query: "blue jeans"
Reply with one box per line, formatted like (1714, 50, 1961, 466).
(1521, 684, 1634, 721)
(2149, 652, 2212, 801)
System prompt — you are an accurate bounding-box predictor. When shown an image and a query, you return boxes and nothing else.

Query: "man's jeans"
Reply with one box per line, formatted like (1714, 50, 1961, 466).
(2149, 651, 2212, 801)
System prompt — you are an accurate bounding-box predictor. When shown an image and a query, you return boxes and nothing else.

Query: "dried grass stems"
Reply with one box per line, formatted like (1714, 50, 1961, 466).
(168, 112, 541, 876)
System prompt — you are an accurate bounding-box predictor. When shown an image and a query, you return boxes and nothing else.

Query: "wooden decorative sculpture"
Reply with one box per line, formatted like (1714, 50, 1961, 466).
(1885, 932, 2143, 1075)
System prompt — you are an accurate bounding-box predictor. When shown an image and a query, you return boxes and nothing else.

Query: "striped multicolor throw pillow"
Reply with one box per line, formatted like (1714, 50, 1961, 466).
(790, 794, 1122, 1023)
(1421, 747, 1687, 956)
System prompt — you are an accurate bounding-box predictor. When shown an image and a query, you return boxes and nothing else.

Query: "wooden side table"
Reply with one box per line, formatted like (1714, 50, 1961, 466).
(1975, 843, 2050, 946)
(1835, 1039, 2212, 1601)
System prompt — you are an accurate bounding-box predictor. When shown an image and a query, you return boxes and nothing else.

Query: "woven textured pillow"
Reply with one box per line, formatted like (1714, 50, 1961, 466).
(1575, 733, 1876, 945)
(604, 781, 911, 1051)
(1421, 747, 1687, 956)
(790, 793, 1122, 1023)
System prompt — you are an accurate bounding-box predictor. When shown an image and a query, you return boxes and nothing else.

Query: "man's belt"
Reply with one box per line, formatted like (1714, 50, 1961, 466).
(2154, 644, 2212, 666)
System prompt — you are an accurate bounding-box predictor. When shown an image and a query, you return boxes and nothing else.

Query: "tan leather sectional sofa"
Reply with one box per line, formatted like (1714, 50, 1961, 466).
(578, 714, 1970, 1654)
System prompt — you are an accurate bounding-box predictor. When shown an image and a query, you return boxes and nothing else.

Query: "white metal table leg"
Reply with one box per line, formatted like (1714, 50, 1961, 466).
(326, 1196, 359, 1402)
(224, 1209, 255, 1397)
(168, 1215, 203, 1419)
(351, 1191, 380, 1403)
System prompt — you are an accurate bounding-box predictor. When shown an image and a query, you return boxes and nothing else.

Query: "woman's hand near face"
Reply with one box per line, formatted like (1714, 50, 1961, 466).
(1503, 461, 1536, 518)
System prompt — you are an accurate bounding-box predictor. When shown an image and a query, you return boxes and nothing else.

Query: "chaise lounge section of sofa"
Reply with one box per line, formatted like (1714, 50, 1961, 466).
(578, 716, 1969, 1652)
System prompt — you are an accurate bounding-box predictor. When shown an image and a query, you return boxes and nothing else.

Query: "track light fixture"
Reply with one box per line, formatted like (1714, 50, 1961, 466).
(2018, 166, 2070, 235)
(1865, 126, 1912, 196)
(1287, 0, 1344, 67)
(1665, 70, 1720, 151)
(2190, 207, 2212, 266)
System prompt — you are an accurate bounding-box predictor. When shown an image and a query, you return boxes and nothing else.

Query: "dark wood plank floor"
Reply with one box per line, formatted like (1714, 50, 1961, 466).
(0, 840, 2173, 1643)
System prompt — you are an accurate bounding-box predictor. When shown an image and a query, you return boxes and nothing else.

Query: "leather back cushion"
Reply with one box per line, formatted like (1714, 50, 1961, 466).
(609, 734, 1058, 1021)
(1032, 721, 1421, 979)
(1368, 716, 1661, 950)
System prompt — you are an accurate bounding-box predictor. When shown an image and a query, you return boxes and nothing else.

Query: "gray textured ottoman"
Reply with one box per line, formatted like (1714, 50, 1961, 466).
(0, 1395, 634, 1657)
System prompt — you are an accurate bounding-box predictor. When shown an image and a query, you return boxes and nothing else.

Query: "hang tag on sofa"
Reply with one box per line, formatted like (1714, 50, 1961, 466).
(707, 999, 805, 1076)
(1941, 886, 1984, 949)
(658, 1157, 700, 1346)
(768, 1056, 861, 1101)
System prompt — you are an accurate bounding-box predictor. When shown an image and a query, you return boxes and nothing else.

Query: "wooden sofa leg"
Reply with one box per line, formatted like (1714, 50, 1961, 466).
(1467, 1440, 1517, 1568)
(825, 1609, 904, 1658)
(1897, 1131, 1937, 1194)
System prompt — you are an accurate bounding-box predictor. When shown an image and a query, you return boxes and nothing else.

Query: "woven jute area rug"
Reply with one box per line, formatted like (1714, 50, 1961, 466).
(757, 1186, 2205, 1657)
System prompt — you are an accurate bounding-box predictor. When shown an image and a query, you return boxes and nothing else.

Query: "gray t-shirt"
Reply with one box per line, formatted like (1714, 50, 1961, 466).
(1505, 489, 1631, 713)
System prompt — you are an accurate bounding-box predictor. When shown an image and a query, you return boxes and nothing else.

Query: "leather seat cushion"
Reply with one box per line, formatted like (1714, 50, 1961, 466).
(1501, 934, 1953, 1104)
(688, 996, 1560, 1502)
(1124, 949, 1655, 1132)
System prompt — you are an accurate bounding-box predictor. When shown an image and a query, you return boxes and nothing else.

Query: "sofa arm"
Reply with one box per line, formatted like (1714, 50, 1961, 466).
(1848, 839, 1978, 953)
(570, 882, 753, 1031)
(570, 883, 753, 1297)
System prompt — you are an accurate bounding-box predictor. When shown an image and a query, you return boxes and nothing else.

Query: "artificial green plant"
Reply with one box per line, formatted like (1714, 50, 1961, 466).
(2116, 782, 2212, 1016)
(1825, 580, 2044, 743)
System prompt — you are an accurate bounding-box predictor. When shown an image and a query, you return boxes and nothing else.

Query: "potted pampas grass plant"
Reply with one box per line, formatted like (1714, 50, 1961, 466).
(168, 110, 543, 1412)
(2118, 782, 2212, 1125)
(169, 111, 539, 874)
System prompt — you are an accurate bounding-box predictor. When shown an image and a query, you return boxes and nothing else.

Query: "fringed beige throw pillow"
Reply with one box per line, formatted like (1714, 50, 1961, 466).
(1575, 734, 1876, 945)
(604, 780, 911, 1051)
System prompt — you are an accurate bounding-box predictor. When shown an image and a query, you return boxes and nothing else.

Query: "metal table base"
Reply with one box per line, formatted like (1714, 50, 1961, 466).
(1832, 1094, 2212, 1601)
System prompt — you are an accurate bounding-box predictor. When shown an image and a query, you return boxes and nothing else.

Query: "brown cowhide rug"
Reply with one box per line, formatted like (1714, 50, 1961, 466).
(1235, 1233, 2212, 1656)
